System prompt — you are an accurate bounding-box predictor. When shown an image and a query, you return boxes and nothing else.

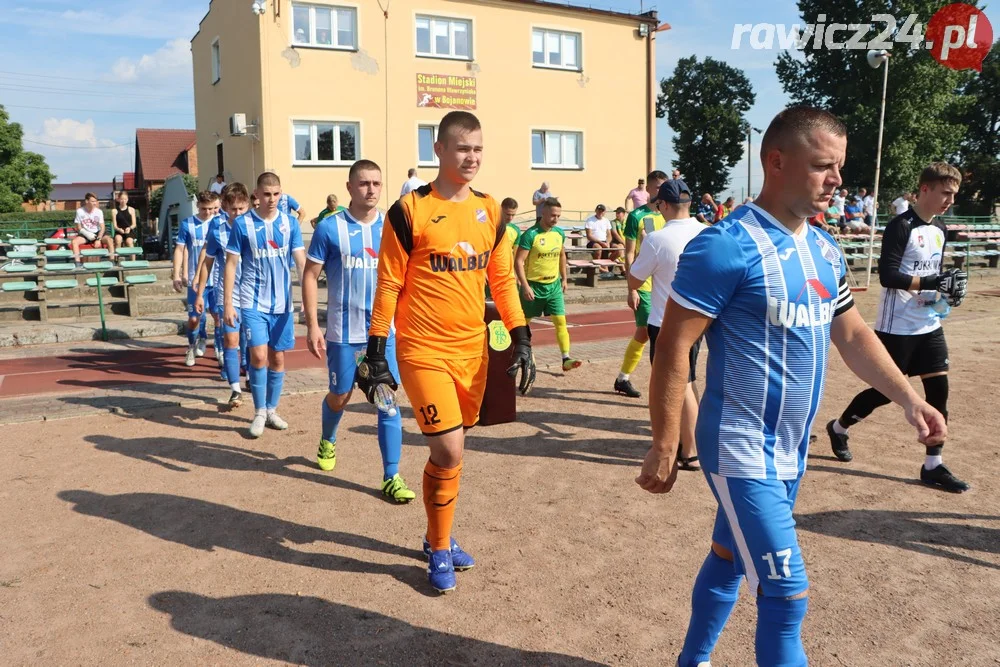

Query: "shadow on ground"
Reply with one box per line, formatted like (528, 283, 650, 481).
(796, 509, 1000, 570)
(148, 590, 607, 666)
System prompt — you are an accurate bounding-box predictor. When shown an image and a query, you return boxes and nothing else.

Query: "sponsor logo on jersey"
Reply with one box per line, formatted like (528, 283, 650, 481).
(429, 242, 491, 273)
(431, 215, 447, 224)
(778, 247, 796, 261)
(912, 252, 941, 272)
(253, 244, 289, 259)
(768, 280, 834, 329)
(343, 252, 378, 270)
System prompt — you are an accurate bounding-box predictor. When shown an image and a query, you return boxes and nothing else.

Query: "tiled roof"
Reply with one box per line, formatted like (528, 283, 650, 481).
(135, 128, 196, 182)
(50, 182, 114, 202)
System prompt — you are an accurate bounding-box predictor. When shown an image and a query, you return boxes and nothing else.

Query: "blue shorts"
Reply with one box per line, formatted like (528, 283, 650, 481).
(326, 339, 399, 396)
(241, 308, 295, 352)
(705, 472, 808, 598)
(187, 286, 216, 317)
(220, 308, 241, 335)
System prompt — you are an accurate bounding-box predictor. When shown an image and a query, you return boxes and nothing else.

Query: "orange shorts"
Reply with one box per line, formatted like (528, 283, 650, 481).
(398, 348, 489, 436)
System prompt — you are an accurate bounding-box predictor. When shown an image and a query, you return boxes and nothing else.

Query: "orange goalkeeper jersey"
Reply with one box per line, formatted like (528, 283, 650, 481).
(369, 183, 526, 360)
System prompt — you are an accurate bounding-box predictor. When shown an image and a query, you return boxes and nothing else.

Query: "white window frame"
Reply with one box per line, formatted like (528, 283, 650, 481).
(416, 124, 439, 166)
(531, 130, 583, 170)
(210, 37, 221, 84)
(415, 14, 473, 60)
(531, 27, 582, 71)
(290, 2, 358, 50)
(291, 119, 361, 166)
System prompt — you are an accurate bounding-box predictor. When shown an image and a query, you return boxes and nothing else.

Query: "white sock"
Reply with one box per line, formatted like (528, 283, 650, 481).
(562, 353, 570, 360)
(832, 420, 849, 435)
(255, 408, 266, 417)
(230, 382, 241, 392)
(617, 372, 629, 382)
(924, 455, 943, 470)
(266, 408, 276, 417)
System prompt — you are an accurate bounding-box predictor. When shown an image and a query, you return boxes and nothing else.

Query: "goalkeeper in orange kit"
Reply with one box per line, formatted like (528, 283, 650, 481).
(357, 111, 534, 593)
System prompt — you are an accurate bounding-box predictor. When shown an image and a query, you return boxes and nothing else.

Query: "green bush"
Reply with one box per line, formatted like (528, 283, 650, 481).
(0, 209, 112, 223)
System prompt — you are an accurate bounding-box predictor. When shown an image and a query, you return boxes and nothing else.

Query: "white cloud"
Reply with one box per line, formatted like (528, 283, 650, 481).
(111, 38, 192, 85)
(22, 118, 132, 182)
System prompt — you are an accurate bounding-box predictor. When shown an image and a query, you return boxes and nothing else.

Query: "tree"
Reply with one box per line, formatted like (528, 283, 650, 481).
(657, 56, 755, 197)
(0, 105, 54, 213)
(775, 0, 977, 202)
(148, 173, 200, 221)
(953, 40, 1000, 215)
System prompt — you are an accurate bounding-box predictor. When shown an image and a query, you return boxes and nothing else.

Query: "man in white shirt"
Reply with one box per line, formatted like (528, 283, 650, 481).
(585, 204, 622, 263)
(209, 173, 226, 194)
(71, 192, 115, 266)
(892, 192, 912, 216)
(399, 168, 426, 197)
(860, 187, 875, 226)
(628, 179, 704, 470)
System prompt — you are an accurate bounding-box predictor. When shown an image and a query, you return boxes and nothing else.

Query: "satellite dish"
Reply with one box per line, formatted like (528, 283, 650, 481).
(867, 49, 889, 69)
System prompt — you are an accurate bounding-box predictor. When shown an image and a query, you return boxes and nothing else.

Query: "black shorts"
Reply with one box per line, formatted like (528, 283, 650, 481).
(647, 324, 701, 382)
(876, 328, 949, 377)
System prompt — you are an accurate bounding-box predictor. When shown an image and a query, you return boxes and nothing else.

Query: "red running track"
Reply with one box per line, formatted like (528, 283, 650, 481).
(0, 308, 637, 399)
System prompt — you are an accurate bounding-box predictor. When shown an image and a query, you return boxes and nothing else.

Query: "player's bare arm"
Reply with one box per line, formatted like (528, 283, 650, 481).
(292, 248, 307, 309)
(193, 247, 213, 314)
(559, 246, 568, 293)
(171, 241, 186, 292)
(223, 252, 239, 327)
(637, 298, 711, 494)
(302, 260, 325, 359)
(831, 307, 946, 445)
(514, 247, 533, 301)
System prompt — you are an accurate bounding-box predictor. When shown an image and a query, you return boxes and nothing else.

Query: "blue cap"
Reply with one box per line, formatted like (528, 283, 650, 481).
(653, 179, 692, 204)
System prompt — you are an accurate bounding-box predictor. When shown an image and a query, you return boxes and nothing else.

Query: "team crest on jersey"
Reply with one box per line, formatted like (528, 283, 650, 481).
(917, 233, 925, 248)
(813, 235, 839, 265)
(476, 209, 487, 223)
(279, 219, 290, 235)
(538, 238, 546, 246)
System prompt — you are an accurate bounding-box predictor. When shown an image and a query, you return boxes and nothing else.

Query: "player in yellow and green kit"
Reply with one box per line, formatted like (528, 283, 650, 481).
(486, 197, 521, 299)
(514, 197, 582, 372)
(615, 169, 668, 398)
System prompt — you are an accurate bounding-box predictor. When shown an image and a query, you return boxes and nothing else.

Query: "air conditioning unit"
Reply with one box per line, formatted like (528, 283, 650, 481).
(230, 113, 247, 136)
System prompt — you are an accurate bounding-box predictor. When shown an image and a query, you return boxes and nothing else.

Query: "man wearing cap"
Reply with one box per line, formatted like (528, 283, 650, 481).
(628, 179, 706, 471)
(585, 204, 620, 267)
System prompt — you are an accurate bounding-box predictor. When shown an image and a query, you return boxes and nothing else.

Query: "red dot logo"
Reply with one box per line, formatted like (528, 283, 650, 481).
(926, 3, 993, 72)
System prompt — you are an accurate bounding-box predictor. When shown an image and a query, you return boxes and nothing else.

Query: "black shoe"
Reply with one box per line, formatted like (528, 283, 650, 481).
(826, 420, 853, 462)
(920, 464, 970, 493)
(614, 378, 641, 398)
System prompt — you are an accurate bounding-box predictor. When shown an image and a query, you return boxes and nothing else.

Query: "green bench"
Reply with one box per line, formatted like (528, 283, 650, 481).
(3, 264, 36, 273)
(43, 237, 70, 246)
(86, 277, 120, 287)
(125, 274, 157, 285)
(45, 279, 79, 290)
(120, 260, 150, 269)
(84, 261, 114, 270)
(2, 281, 37, 292)
(45, 263, 76, 272)
(6, 250, 38, 260)
(116, 247, 144, 256)
(8, 239, 38, 246)
(81, 249, 109, 257)
(44, 249, 74, 259)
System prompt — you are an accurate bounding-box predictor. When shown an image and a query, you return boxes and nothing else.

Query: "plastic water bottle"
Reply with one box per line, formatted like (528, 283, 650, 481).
(373, 383, 398, 417)
(929, 296, 951, 320)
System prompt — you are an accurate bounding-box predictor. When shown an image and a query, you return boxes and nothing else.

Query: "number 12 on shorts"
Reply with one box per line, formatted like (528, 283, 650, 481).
(762, 549, 792, 580)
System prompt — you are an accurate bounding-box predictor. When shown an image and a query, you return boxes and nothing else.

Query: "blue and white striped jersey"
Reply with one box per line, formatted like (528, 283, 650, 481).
(277, 194, 300, 216)
(226, 209, 304, 315)
(176, 215, 215, 285)
(204, 216, 241, 308)
(306, 209, 393, 344)
(671, 203, 854, 481)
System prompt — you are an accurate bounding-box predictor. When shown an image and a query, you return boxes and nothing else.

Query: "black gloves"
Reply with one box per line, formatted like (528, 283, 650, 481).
(506, 325, 536, 395)
(922, 268, 968, 307)
(356, 336, 398, 403)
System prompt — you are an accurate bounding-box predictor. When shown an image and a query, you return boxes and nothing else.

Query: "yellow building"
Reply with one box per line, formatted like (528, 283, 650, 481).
(192, 0, 658, 219)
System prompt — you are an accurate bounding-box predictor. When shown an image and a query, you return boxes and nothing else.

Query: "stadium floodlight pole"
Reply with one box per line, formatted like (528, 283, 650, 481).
(865, 49, 890, 289)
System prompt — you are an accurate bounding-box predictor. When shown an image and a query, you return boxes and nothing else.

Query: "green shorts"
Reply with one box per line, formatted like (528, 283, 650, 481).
(634, 290, 651, 327)
(521, 280, 565, 319)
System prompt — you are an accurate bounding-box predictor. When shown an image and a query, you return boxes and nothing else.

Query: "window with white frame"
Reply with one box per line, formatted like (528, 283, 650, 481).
(211, 38, 221, 83)
(531, 130, 582, 169)
(291, 3, 357, 49)
(417, 125, 439, 165)
(532, 28, 581, 70)
(415, 15, 472, 59)
(293, 121, 359, 165)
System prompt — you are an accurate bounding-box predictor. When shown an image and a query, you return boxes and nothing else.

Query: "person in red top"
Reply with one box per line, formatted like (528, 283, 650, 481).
(359, 111, 535, 594)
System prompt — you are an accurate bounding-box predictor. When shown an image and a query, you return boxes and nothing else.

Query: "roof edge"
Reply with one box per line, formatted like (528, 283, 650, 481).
(485, 0, 658, 25)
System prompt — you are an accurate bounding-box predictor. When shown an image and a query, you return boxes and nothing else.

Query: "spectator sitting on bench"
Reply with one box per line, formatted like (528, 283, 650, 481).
(72, 192, 115, 267)
(612, 207, 628, 264)
(843, 198, 870, 233)
(585, 204, 621, 268)
(112, 191, 137, 248)
(825, 201, 843, 232)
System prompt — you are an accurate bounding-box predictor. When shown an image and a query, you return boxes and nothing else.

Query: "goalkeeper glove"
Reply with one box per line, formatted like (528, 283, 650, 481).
(355, 336, 398, 403)
(506, 325, 536, 395)
(921, 268, 967, 307)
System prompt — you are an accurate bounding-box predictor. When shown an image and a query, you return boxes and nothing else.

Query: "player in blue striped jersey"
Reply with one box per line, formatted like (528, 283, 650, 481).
(194, 182, 251, 408)
(302, 159, 414, 503)
(636, 107, 947, 666)
(172, 191, 219, 367)
(224, 172, 306, 439)
(277, 192, 306, 226)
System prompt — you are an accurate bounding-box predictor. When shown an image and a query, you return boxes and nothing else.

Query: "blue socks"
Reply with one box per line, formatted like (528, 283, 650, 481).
(756, 596, 808, 666)
(377, 407, 403, 479)
(187, 326, 197, 346)
(678, 551, 742, 666)
(223, 347, 241, 389)
(266, 370, 285, 411)
(198, 314, 207, 340)
(214, 323, 224, 358)
(321, 398, 343, 443)
(248, 365, 267, 410)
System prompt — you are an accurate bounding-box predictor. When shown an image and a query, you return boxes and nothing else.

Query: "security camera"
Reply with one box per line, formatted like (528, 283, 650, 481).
(251, 0, 266, 15)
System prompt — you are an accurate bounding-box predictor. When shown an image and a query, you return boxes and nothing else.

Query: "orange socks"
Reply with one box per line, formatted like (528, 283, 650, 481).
(423, 459, 462, 551)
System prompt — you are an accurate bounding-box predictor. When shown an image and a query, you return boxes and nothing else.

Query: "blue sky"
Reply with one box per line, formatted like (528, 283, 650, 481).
(2, 0, 996, 198)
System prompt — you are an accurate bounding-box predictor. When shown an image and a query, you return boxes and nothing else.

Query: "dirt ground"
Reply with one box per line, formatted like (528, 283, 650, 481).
(1, 276, 999, 666)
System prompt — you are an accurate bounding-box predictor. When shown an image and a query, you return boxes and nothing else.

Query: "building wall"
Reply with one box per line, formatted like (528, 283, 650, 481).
(192, 0, 266, 196)
(194, 0, 653, 218)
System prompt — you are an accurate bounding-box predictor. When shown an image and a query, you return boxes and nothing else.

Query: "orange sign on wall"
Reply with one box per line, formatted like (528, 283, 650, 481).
(416, 73, 477, 110)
